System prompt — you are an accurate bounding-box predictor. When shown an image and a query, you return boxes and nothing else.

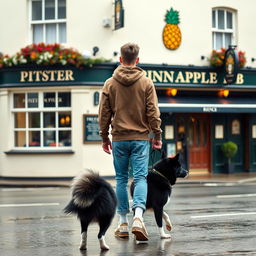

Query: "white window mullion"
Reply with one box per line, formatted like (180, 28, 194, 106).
(214, 10, 217, 29)
(224, 10, 227, 30)
(42, 24, 45, 43)
(222, 33, 225, 48)
(213, 32, 216, 50)
(56, 112, 59, 147)
(232, 13, 235, 45)
(12, 91, 71, 150)
(42, 0, 45, 20)
(56, 23, 59, 43)
(40, 111, 43, 148)
(26, 112, 29, 148)
(55, 0, 58, 19)
(216, 10, 218, 29)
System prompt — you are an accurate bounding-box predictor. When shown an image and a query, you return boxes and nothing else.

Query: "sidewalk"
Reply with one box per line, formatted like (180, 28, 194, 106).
(0, 172, 256, 187)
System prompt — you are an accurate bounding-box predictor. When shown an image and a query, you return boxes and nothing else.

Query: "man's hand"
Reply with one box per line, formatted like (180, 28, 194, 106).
(152, 139, 162, 150)
(102, 138, 112, 154)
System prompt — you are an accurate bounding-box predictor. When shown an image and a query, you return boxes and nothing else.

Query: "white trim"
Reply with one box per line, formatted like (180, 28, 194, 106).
(12, 91, 72, 150)
(30, 0, 66, 44)
(212, 8, 236, 49)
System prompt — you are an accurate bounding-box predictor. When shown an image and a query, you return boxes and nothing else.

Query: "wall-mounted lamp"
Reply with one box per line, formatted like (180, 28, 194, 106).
(251, 58, 255, 62)
(113, 51, 118, 57)
(93, 46, 99, 56)
(166, 88, 177, 97)
(93, 91, 100, 106)
(218, 89, 229, 98)
(201, 55, 206, 60)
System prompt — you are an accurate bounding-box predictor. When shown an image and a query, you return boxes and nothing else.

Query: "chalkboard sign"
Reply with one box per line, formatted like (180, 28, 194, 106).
(83, 115, 102, 144)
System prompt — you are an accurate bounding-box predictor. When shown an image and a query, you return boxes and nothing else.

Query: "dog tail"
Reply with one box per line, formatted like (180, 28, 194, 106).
(64, 170, 104, 214)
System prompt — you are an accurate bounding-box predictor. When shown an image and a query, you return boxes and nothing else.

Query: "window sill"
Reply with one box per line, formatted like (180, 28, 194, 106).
(5, 150, 74, 155)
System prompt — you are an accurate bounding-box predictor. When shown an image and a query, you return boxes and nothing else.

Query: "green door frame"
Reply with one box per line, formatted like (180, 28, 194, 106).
(249, 114, 256, 172)
(212, 114, 245, 173)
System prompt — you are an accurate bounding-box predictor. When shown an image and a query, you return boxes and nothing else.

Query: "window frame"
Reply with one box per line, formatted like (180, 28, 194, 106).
(212, 8, 236, 50)
(30, 0, 67, 44)
(11, 91, 72, 150)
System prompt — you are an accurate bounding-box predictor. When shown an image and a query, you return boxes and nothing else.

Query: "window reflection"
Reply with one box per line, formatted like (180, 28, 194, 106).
(15, 131, 26, 147)
(29, 131, 41, 147)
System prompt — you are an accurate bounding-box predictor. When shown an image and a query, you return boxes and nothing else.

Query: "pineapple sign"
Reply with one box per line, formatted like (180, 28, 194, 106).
(163, 8, 181, 50)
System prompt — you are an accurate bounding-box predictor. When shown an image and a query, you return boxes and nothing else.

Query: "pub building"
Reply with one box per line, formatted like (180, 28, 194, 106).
(0, 60, 256, 179)
(1, 0, 256, 179)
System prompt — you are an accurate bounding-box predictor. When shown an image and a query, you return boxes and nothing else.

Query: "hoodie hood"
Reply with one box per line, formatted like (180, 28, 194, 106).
(112, 65, 144, 86)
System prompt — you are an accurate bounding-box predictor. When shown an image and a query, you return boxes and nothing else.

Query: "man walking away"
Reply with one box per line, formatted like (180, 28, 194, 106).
(98, 43, 162, 241)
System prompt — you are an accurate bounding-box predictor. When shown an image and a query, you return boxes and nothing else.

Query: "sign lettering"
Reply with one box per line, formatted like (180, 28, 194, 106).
(203, 107, 217, 112)
(145, 70, 243, 86)
(20, 70, 74, 83)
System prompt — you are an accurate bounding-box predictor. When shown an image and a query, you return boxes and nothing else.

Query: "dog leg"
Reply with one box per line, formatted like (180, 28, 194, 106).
(153, 207, 171, 239)
(99, 236, 109, 251)
(80, 220, 89, 250)
(163, 211, 172, 232)
(80, 232, 87, 250)
(98, 217, 112, 250)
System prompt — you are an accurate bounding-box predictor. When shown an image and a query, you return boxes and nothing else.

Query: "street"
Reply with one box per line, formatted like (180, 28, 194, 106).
(0, 182, 256, 256)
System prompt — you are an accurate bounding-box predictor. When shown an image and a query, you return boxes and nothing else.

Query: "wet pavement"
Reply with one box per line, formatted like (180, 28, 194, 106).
(0, 182, 256, 256)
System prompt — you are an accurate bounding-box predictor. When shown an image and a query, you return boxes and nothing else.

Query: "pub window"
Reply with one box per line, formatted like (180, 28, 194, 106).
(31, 0, 66, 44)
(212, 8, 236, 50)
(13, 91, 71, 149)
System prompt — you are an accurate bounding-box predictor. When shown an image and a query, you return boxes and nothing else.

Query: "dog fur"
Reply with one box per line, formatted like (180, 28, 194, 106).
(131, 153, 188, 239)
(64, 170, 117, 250)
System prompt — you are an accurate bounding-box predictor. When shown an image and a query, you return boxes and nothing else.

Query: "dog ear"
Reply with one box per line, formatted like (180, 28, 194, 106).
(174, 153, 180, 160)
(161, 150, 167, 159)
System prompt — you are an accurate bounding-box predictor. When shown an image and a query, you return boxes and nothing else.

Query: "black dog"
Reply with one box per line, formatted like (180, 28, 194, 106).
(64, 170, 117, 250)
(131, 153, 188, 239)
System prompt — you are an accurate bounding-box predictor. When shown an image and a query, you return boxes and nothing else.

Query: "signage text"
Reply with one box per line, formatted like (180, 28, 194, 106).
(20, 70, 74, 83)
(145, 70, 244, 85)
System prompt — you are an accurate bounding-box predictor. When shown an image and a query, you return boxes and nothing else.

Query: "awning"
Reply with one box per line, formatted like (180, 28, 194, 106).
(158, 97, 256, 113)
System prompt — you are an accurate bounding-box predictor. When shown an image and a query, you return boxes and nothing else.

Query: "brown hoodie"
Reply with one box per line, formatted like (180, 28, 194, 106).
(98, 65, 162, 142)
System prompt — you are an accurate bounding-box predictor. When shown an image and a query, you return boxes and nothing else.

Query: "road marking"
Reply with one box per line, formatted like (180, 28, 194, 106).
(0, 203, 60, 208)
(204, 183, 236, 187)
(238, 177, 256, 183)
(0, 187, 61, 192)
(217, 193, 256, 198)
(191, 212, 256, 219)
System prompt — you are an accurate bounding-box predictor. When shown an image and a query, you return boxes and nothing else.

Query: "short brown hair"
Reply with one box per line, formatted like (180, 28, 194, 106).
(120, 43, 140, 64)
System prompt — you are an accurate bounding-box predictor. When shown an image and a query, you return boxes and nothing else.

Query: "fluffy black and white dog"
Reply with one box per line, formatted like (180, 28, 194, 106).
(131, 153, 188, 239)
(64, 170, 117, 250)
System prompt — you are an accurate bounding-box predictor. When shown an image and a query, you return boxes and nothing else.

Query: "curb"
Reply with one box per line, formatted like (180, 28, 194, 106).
(1, 174, 256, 188)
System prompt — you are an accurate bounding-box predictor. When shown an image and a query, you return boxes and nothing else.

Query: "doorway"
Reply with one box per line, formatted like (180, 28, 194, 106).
(188, 114, 210, 173)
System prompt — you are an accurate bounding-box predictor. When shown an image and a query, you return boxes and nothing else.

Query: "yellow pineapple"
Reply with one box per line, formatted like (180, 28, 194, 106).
(163, 8, 182, 50)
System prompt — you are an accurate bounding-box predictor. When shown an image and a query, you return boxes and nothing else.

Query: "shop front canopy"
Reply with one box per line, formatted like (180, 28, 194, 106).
(158, 97, 256, 113)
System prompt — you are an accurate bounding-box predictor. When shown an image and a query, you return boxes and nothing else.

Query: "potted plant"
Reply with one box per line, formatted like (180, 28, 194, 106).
(221, 141, 238, 173)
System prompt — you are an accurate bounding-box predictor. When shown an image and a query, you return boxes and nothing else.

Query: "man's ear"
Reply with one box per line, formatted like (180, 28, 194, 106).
(119, 56, 123, 64)
(135, 57, 139, 65)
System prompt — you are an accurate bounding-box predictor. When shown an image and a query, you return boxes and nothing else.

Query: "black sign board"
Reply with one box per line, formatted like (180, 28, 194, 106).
(83, 115, 101, 144)
(114, 0, 124, 30)
(224, 46, 239, 85)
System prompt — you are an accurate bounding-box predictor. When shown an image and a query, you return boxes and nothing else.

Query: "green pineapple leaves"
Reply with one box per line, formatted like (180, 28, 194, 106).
(165, 8, 180, 25)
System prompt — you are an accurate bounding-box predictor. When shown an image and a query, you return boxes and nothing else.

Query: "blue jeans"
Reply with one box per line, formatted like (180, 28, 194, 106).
(112, 140, 149, 215)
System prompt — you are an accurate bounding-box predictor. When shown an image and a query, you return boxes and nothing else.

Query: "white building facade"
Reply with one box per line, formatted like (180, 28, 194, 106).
(1, 0, 256, 178)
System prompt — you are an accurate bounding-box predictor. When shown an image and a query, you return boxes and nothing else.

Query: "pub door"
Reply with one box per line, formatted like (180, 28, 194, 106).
(187, 114, 211, 173)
